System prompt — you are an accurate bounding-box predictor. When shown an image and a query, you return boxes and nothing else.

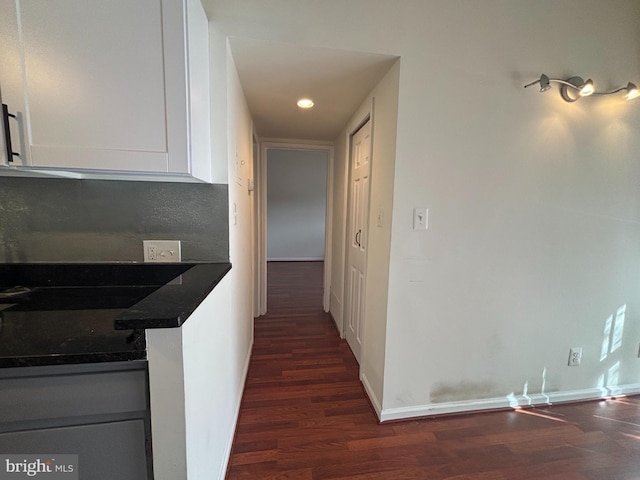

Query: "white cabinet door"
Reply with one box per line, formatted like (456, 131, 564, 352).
(0, 0, 26, 167)
(0, 0, 210, 181)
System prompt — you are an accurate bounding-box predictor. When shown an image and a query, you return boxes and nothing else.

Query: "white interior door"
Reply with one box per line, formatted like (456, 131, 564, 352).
(345, 120, 371, 363)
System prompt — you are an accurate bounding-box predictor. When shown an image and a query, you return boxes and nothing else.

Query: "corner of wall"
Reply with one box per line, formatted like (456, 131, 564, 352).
(146, 327, 187, 480)
(361, 372, 383, 420)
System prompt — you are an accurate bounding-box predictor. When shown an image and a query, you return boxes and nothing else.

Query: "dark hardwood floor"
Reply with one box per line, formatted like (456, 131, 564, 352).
(265, 261, 325, 317)
(227, 261, 640, 479)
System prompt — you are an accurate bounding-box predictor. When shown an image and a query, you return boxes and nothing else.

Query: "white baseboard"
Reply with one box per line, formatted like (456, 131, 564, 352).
(361, 372, 382, 420)
(218, 339, 253, 480)
(379, 383, 640, 423)
(329, 289, 343, 337)
(267, 257, 324, 262)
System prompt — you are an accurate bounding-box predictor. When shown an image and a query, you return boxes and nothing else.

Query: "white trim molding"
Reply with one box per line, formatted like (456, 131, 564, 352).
(361, 373, 383, 420)
(329, 289, 343, 337)
(218, 339, 253, 479)
(379, 383, 640, 423)
(258, 140, 335, 315)
(267, 257, 325, 262)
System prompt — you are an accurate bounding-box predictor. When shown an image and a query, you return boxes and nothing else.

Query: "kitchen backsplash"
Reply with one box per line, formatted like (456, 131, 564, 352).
(0, 177, 229, 263)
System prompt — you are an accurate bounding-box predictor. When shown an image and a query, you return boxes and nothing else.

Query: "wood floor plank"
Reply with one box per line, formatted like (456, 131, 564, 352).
(226, 261, 640, 479)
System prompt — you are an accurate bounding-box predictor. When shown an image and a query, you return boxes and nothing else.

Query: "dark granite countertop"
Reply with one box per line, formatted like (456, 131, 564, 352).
(0, 262, 231, 367)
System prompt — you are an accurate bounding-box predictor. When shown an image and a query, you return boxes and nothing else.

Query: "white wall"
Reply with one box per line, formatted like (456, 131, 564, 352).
(182, 275, 250, 480)
(207, 0, 640, 421)
(146, 327, 187, 479)
(195, 39, 254, 478)
(147, 275, 252, 480)
(330, 61, 400, 414)
(267, 149, 327, 261)
(380, 0, 640, 419)
(147, 31, 255, 480)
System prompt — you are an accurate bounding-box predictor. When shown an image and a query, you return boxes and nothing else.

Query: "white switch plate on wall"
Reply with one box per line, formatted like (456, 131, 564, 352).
(143, 240, 181, 263)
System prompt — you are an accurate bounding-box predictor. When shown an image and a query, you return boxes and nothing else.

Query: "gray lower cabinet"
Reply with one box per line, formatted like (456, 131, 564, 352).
(0, 361, 152, 480)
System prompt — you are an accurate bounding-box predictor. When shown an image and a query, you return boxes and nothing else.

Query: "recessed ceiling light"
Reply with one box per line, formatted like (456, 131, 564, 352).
(297, 98, 314, 109)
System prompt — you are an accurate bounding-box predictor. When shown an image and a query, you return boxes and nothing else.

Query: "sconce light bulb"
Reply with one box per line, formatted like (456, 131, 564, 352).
(626, 82, 640, 100)
(579, 79, 595, 96)
(539, 74, 551, 92)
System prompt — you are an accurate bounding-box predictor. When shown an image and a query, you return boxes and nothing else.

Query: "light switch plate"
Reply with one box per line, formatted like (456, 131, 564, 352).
(143, 240, 181, 263)
(413, 207, 428, 230)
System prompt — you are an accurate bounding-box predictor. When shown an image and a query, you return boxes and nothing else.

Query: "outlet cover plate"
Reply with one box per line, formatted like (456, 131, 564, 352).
(568, 347, 582, 366)
(143, 240, 181, 263)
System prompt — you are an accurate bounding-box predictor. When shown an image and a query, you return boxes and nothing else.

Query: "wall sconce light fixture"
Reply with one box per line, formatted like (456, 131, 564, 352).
(609, 82, 640, 100)
(524, 73, 639, 102)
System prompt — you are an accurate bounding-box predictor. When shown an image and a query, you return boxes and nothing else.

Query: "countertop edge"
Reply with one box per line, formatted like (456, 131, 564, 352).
(114, 262, 232, 330)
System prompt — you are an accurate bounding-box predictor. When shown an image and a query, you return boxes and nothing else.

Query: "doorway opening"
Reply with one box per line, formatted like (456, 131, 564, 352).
(266, 149, 328, 262)
(256, 142, 334, 317)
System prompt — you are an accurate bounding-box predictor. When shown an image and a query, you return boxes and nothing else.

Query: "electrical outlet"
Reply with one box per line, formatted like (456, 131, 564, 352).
(568, 347, 582, 366)
(143, 240, 181, 263)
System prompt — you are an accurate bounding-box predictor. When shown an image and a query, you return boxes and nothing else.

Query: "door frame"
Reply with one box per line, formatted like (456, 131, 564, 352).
(256, 139, 334, 316)
(251, 131, 260, 319)
(342, 110, 373, 356)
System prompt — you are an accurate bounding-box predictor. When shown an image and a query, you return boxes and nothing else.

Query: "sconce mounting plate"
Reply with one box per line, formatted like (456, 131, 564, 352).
(559, 76, 584, 103)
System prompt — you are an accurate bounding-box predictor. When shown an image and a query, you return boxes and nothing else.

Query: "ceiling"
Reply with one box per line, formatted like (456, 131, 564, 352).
(228, 37, 398, 141)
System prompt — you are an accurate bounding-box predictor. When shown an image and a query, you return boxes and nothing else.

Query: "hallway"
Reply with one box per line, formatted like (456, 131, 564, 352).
(226, 262, 640, 479)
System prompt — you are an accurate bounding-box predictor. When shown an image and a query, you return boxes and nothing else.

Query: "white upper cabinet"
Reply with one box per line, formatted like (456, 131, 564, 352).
(0, 0, 212, 182)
